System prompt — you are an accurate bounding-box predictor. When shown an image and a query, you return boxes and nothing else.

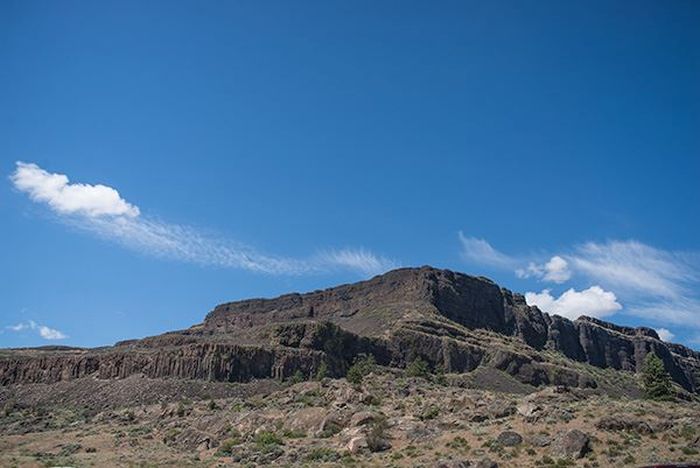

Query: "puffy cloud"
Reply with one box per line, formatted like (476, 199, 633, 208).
(655, 328, 675, 342)
(11, 162, 139, 217)
(11, 162, 395, 277)
(517, 255, 572, 283)
(38, 325, 68, 340)
(6, 320, 67, 340)
(525, 286, 622, 320)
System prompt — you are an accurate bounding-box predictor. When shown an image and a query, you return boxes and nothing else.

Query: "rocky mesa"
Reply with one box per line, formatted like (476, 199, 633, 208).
(2, 266, 699, 396)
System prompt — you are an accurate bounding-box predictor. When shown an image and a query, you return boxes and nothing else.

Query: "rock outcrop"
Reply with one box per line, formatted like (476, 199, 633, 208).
(1, 266, 699, 393)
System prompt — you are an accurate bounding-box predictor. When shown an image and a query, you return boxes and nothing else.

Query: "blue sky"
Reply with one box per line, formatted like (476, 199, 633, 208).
(1, 1, 699, 348)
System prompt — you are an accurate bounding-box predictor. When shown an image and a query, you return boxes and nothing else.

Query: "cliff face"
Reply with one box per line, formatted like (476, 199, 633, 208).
(1, 266, 699, 393)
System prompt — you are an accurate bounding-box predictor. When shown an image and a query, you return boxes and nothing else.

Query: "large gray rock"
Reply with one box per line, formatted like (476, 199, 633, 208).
(595, 414, 654, 434)
(552, 429, 590, 459)
(349, 411, 380, 427)
(496, 431, 523, 447)
(474, 458, 498, 468)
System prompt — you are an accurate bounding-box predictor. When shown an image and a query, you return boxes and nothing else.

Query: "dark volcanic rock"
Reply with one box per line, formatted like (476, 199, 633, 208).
(552, 429, 591, 459)
(496, 430, 523, 446)
(595, 414, 655, 434)
(1, 266, 699, 394)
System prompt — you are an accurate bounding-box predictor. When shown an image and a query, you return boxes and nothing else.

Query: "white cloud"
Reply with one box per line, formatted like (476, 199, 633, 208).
(517, 255, 572, 284)
(11, 162, 139, 217)
(459, 234, 570, 284)
(624, 298, 700, 327)
(318, 249, 397, 276)
(568, 240, 696, 300)
(656, 328, 675, 342)
(565, 241, 700, 329)
(6, 320, 67, 340)
(544, 256, 572, 283)
(38, 325, 67, 340)
(7, 322, 30, 331)
(525, 286, 622, 320)
(79, 211, 396, 276)
(460, 234, 700, 332)
(11, 162, 395, 277)
(458, 232, 517, 269)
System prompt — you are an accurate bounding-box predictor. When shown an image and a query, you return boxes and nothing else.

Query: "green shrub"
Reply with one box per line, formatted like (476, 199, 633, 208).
(679, 424, 696, 440)
(315, 361, 328, 380)
(366, 417, 389, 452)
(418, 404, 440, 421)
(434, 364, 448, 385)
(305, 447, 340, 462)
(216, 437, 240, 456)
(254, 431, 283, 453)
(318, 421, 342, 438)
(405, 357, 431, 379)
(282, 428, 306, 439)
(446, 436, 470, 452)
(176, 401, 186, 417)
(346, 354, 376, 385)
(289, 369, 305, 384)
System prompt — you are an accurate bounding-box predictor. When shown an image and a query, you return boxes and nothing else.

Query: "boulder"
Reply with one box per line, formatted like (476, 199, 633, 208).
(284, 407, 327, 432)
(595, 415, 654, 434)
(347, 436, 368, 454)
(487, 400, 516, 419)
(475, 458, 498, 468)
(516, 401, 541, 419)
(350, 411, 380, 427)
(316, 412, 347, 437)
(552, 429, 590, 459)
(528, 433, 551, 447)
(496, 431, 523, 447)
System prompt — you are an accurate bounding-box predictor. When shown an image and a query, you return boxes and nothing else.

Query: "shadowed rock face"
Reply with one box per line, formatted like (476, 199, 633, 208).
(1, 266, 699, 393)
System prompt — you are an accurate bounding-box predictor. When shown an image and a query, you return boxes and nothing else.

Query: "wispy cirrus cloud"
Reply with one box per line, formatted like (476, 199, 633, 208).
(458, 231, 517, 269)
(11, 162, 396, 276)
(6, 320, 67, 340)
(458, 232, 700, 335)
(570, 240, 697, 300)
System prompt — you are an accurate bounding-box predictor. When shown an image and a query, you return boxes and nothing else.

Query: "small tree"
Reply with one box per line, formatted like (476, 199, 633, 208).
(346, 354, 376, 386)
(405, 357, 431, 379)
(289, 369, 305, 384)
(434, 364, 447, 386)
(315, 361, 328, 381)
(642, 352, 673, 400)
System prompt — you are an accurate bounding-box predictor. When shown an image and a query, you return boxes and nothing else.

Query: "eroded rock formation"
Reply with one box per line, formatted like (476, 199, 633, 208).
(2, 266, 699, 393)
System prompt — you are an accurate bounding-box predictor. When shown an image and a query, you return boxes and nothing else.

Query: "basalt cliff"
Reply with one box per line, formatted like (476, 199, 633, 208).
(2, 266, 699, 395)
